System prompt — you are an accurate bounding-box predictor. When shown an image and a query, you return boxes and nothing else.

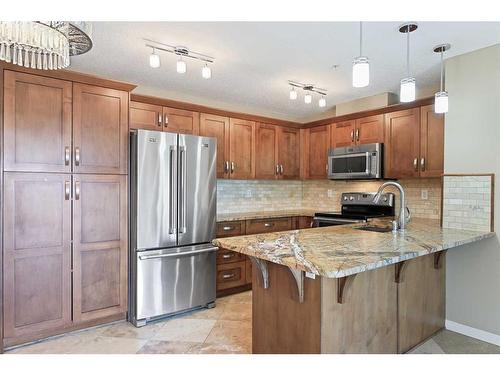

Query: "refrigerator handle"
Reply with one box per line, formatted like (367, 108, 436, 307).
(169, 145, 177, 234)
(179, 145, 187, 234)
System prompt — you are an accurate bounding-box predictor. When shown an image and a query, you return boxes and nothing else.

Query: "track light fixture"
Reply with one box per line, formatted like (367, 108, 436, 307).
(288, 81, 327, 108)
(144, 39, 214, 79)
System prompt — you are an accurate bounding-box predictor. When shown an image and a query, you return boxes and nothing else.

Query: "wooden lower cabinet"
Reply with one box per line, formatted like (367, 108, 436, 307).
(397, 253, 445, 353)
(245, 217, 292, 235)
(72, 174, 128, 323)
(2, 172, 72, 343)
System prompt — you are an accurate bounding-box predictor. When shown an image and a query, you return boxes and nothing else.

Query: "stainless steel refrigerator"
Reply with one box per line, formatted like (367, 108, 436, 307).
(129, 129, 217, 327)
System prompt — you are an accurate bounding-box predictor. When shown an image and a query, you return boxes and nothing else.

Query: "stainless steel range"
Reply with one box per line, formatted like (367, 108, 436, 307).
(313, 192, 395, 227)
(129, 130, 217, 327)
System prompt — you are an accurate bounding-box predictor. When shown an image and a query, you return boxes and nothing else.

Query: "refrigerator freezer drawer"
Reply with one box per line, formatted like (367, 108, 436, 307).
(135, 244, 217, 323)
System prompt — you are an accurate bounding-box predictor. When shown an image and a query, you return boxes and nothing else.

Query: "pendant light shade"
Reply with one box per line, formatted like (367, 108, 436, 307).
(318, 96, 327, 108)
(176, 58, 187, 74)
(399, 23, 418, 103)
(304, 93, 312, 104)
(434, 91, 448, 113)
(353, 57, 370, 88)
(202, 64, 212, 79)
(149, 49, 160, 68)
(400, 77, 416, 103)
(433, 43, 451, 114)
(289, 86, 298, 100)
(352, 22, 370, 88)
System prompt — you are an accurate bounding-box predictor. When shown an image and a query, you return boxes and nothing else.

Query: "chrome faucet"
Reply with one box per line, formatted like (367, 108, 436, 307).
(373, 181, 410, 231)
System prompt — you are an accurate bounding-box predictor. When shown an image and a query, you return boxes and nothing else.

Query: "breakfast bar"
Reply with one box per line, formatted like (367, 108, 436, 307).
(213, 219, 494, 354)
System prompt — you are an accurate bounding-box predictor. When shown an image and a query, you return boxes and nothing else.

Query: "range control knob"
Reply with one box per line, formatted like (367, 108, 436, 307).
(343, 196, 348, 201)
(349, 196, 354, 201)
(383, 196, 388, 202)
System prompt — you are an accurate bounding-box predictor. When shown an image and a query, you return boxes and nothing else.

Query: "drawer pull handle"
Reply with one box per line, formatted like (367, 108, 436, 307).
(264, 223, 274, 227)
(223, 226, 234, 231)
(222, 254, 234, 259)
(222, 273, 235, 279)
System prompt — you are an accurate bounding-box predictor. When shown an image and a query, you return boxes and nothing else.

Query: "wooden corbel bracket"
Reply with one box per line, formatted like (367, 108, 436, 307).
(337, 274, 357, 304)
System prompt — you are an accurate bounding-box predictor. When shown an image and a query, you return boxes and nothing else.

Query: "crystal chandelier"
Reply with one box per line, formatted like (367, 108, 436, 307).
(0, 21, 92, 70)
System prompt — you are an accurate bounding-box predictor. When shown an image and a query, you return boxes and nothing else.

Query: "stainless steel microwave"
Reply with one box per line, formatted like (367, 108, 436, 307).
(327, 143, 383, 180)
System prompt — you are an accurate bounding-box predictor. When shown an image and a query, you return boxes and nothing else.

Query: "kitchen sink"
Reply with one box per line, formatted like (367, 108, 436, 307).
(355, 225, 394, 233)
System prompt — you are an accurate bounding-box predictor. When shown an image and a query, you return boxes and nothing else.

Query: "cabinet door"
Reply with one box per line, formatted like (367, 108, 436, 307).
(278, 127, 300, 180)
(255, 123, 278, 179)
(420, 105, 444, 178)
(73, 174, 128, 323)
(130, 101, 163, 131)
(3, 71, 72, 173)
(3, 173, 71, 340)
(163, 107, 199, 134)
(307, 125, 330, 179)
(331, 121, 355, 148)
(355, 114, 384, 145)
(229, 118, 255, 179)
(384, 109, 420, 179)
(199, 113, 230, 178)
(73, 84, 128, 174)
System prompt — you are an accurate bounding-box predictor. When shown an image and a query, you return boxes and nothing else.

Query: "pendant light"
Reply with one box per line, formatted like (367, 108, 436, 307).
(433, 43, 450, 114)
(318, 95, 327, 108)
(352, 22, 370, 88)
(289, 86, 298, 100)
(304, 93, 312, 104)
(202, 63, 212, 79)
(399, 23, 418, 102)
(149, 48, 161, 68)
(176, 57, 187, 74)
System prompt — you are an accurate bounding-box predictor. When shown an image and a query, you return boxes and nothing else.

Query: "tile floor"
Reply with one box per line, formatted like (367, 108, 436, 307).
(6, 290, 500, 354)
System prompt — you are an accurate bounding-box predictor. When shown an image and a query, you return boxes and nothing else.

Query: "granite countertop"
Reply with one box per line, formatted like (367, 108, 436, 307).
(217, 209, 316, 222)
(212, 218, 495, 278)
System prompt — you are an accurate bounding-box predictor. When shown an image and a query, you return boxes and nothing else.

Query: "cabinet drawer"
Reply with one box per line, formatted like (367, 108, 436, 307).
(217, 249, 246, 265)
(216, 261, 247, 291)
(216, 221, 245, 238)
(245, 217, 292, 234)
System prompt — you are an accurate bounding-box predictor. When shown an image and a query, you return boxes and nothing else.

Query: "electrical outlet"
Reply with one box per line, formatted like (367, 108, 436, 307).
(245, 190, 252, 198)
(421, 189, 429, 200)
(327, 189, 335, 198)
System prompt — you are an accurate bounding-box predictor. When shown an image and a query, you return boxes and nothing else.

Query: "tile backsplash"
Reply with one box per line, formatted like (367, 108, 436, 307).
(442, 175, 493, 231)
(217, 178, 442, 220)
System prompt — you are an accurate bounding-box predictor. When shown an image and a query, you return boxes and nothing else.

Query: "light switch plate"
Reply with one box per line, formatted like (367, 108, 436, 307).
(421, 189, 429, 200)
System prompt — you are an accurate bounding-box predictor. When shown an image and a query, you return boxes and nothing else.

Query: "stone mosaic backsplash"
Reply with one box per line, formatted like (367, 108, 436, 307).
(217, 178, 442, 220)
(442, 175, 493, 231)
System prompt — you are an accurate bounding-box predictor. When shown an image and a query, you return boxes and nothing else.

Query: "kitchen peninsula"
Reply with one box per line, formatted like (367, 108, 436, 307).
(213, 219, 494, 354)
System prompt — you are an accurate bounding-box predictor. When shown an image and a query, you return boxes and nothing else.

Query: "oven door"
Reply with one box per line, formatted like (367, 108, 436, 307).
(328, 152, 372, 179)
(312, 217, 364, 227)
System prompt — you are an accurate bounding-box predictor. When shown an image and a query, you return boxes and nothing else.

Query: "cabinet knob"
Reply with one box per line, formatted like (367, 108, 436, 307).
(222, 253, 234, 259)
(75, 181, 81, 200)
(64, 181, 70, 200)
(413, 158, 418, 171)
(280, 164, 284, 175)
(64, 146, 70, 166)
(222, 273, 235, 279)
(264, 222, 274, 227)
(230, 162, 235, 173)
(75, 147, 80, 166)
(420, 157, 425, 171)
(223, 226, 234, 231)
(158, 113, 162, 126)
(355, 128, 360, 142)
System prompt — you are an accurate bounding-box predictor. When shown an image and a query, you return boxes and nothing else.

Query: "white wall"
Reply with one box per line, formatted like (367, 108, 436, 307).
(444, 43, 500, 335)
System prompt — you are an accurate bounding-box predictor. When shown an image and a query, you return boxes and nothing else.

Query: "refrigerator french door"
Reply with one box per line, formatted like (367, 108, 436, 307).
(130, 130, 217, 327)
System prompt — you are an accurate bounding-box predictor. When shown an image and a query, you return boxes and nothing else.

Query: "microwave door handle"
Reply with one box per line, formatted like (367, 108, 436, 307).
(169, 145, 177, 234)
(179, 146, 187, 234)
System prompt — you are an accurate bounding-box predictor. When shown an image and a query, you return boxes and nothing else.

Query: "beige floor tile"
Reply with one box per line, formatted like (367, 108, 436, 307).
(432, 330, 500, 354)
(219, 302, 252, 321)
(188, 342, 250, 354)
(8, 330, 102, 354)
(205, 319, 252, 353)
(137, 340, 196, 354)
(408, 339, 446, 354)
(183, 304, 227, 320)
(230, 291, 252, 303)
(69, 336, 148, 354)
(94, 320, 165, 340)
(153, 318, 216, 343)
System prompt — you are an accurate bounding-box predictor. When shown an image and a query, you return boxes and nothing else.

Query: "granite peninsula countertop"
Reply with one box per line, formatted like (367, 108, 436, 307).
(212, 218, 495, 278)
(217, 209, 316, 222)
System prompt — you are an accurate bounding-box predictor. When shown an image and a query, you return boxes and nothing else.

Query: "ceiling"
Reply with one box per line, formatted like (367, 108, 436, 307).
(69, 22, 500, 123)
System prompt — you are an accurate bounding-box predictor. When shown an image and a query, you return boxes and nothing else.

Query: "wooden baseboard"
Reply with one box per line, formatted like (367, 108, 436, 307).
(216, 283, 252, 298)
(3, 312, 126, 350)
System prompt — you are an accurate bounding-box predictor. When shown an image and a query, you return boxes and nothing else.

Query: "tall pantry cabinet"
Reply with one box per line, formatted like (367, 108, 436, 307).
(1, 68, 134, 349)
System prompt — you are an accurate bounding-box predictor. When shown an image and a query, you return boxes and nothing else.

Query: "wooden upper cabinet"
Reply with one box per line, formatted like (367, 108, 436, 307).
(163, 107, 199, 135)
(229, 118, 255, 179)
(3, 71, 72, 173)
(2, 172, 72, 341)
(420, 105, 444, 178)
(73, 83, 128, 175)
(199, 113, 230, 178)
(130, 101, 163, 131)
(331, 121, 355, 148)
(255, 123, 278, 179)
(305, 125, 330, 179)
(355, 114, 384, 145)
(384, 108, 421, 179)
(278, 127, 300, 180)
(72, 174, 128, 323)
